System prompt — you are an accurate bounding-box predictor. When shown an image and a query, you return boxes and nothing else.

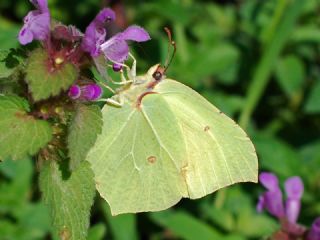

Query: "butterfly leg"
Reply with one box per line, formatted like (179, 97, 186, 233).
(128, 52, 137, 82)
(98, 94, 124, 107)
(99, 82, 116, 94)
(104, 98, 123, 107)
(106, 62, 134, 86)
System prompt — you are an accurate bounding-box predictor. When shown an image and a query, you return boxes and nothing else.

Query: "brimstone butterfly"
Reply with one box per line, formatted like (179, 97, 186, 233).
(86, 61, 258, 215)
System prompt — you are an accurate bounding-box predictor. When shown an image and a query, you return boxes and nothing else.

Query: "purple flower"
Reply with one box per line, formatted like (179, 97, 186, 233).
(307, 218, 320, 240)
(257, 172, 285, 218)
(100, 25, 150, 63)
(82, 8, 116, 57)
(285, 176, 304, 223)
(257, 173, 305, 222)
(68, 84, 102, 101)
(18, 0, 50, 45)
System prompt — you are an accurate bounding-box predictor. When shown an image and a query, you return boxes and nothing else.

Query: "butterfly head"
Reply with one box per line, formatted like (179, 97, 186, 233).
(147, 64, 165, 82)
(147, 27, 176, 86)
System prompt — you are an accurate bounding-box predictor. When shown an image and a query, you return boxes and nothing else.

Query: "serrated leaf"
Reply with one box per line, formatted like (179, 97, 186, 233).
(26, 49, 78, 101)
(39, 160, 95, 240)
(68, 104, 102, 170)
(0, 49, 23, 79)
(0, 95, 52, 160)
(0, 50, 15, 79)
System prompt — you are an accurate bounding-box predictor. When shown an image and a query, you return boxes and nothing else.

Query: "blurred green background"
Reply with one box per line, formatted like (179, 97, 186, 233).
(0, 0, 320, 239)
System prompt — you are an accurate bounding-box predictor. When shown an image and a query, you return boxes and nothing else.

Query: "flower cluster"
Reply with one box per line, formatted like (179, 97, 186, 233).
(18, 0, 150, 102)
(257, 172, 320, 240)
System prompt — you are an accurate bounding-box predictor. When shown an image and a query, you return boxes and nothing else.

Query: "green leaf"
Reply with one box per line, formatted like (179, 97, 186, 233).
(202, 91, 244, 117)
(0, 48, 25, 95)
(25, 49, 78, 101)
(0, 17, 20, 49)
(0, 50, 16, 79)
(13, 203, 52, 240)
(236, 209, 278, 237)
(0, 158, 51, 240)
(299, 141, 320, 200)
(304, 81, 320, 113)
(292, 26, 320, 43)
(213, 187, 277, 238)
(253, 133, 300, 177)
(205, 206, 235, 232)
(39, 160, 95, 240)
(68, 104, 102, 170)
(150, 210, 221, 240)
(0, 95, 52, 160)
(0, 157, 33, 214)
(101, 202, 138, 240)
(173, 44, 239, 87)
(87, 224, 107, 240)
(275, 55, 305, 98)
(87, 66, 258, 215)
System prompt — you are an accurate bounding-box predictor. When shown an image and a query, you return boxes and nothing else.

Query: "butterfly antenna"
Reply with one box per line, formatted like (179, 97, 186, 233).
(163, 27, 176, 72)
(151, 27, 176, 83)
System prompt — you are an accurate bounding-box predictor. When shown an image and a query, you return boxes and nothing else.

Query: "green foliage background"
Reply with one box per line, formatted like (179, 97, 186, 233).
(0, 0, 319, 239)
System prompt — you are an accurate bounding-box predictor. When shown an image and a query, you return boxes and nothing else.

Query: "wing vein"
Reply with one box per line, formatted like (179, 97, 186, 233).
(140, 108, 180, 171)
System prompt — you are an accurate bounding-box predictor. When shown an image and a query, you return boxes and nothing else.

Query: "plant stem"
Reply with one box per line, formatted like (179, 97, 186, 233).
(239, 0, 305, 129)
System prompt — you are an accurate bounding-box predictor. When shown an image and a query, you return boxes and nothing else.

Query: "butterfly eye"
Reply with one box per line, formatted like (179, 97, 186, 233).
(152, 71, 162, 81)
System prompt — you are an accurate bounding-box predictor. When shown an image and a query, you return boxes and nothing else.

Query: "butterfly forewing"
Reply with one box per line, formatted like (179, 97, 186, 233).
(87, 74, 258, 215)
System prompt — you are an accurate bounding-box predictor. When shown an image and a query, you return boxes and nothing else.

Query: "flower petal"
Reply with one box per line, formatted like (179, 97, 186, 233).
(82, 8, 115, 57)
(29, 13, 50, 40)
(285, 176, 304, 200)
(101, 37, 129, 63)
(264, 190, 285, 218)
(256, 195, 265, 212)
(259, 172, 280, 191)
(91, 84, 103, 100)
(68, 85, 81, 99)
(94, 8, 115, 24)
(285, 199, 301, 223)
(81, 84, 102, 101)
(121, 25, 151, 42)
(19, 27, 34, 45)
(18, 1, 50, 45)
(82, 26, 106, 57)
(30, 0, 49, 13)
(23, 10, 38, 24)
(307, 218, 320, 240)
